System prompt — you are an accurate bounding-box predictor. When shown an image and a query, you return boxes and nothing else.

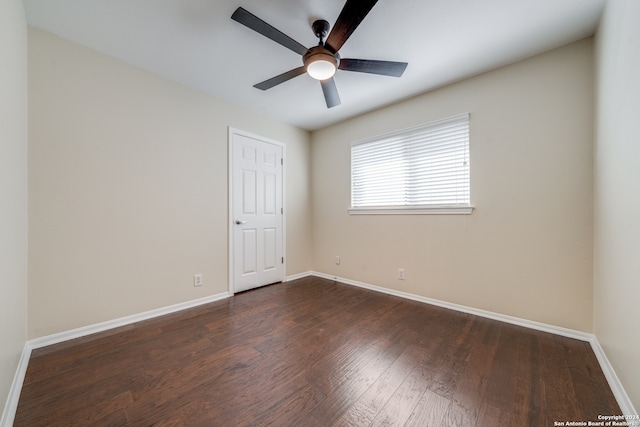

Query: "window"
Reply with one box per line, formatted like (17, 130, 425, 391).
(350, 113, 472, 214)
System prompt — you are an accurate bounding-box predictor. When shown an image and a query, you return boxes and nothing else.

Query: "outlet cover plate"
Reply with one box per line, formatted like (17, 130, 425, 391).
(194, 274, 203, 287)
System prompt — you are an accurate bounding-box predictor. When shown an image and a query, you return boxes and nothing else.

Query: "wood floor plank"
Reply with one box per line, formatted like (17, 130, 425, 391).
(564, 338, 623, 419)
(539, 333, 582, 422)
(332, 344, 426, 427)
(369, 364, 433, 427)
(442, 371, 486, 427)
(246, 383, 326, 427)
(475, 402, 513, 427)
(307, 336, 407, 425)
(404, 388, 450, 427)
(515, 333, 549, 426)
(481, 325, 520, 410)
(14, 277, 622, 426)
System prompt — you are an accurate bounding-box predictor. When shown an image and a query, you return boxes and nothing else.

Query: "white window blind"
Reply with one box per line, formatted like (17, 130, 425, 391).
(350, 113, 471, 214)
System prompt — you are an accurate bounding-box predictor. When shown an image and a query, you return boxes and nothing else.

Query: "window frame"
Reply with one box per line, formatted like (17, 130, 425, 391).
(349, 113, 473, 215)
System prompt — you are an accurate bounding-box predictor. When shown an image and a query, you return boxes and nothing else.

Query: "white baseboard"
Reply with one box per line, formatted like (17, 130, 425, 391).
(284, 271, 312, 282)
(310, 271, 592, 340)
(29, 292, 231, 350)
(0, 343, 32, 427)
(589, 337, 638, 416)
(307, 271, 637, 415)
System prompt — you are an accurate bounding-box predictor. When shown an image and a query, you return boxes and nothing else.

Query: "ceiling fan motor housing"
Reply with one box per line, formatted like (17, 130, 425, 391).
(303, 46, 340, 69)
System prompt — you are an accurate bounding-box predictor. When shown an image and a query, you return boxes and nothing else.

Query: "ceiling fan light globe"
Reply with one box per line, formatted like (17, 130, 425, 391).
(304, 47, 338, 80)
(307, 59, 336, 80)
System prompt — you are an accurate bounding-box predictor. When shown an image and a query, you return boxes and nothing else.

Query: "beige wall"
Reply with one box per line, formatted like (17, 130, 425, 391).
(311, 39, 594, 332)
(0, 0, 28, 419)
(594, 0, 640, 412)
(28, 28, 311, 338)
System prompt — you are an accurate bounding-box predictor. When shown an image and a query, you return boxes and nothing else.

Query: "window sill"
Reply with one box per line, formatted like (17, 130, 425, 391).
(348, 206, 474, 215)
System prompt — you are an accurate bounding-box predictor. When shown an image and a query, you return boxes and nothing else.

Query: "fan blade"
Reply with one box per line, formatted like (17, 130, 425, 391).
(320, 78, 341, 108)
(339, 58, 407, 77)
(231, 7, 308, 56)
(254, 66, 307, 90)
(325, 0, 379, 53)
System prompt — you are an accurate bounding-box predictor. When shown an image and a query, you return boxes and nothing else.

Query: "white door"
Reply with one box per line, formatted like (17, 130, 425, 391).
(230, 128, 284, 293)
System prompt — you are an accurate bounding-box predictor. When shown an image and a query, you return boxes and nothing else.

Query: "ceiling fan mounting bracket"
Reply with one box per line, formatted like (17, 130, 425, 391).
(312, 19, 330, 42)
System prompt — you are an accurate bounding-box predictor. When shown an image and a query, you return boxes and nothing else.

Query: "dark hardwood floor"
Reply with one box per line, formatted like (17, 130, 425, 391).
(15, 276, 621, 426)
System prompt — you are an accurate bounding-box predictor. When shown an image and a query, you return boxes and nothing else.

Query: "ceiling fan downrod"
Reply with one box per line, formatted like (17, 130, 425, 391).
(312, 19, 330, 46)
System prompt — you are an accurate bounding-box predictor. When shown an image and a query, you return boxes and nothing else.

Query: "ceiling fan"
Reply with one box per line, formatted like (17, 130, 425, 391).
(231, 0, 408, 108)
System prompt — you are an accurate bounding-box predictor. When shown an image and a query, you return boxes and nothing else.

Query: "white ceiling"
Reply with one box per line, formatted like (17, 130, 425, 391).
(23, 0, 605, 131)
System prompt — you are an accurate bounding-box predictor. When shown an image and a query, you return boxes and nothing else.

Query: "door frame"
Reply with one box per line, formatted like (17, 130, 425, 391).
(228, 127, 286, 295)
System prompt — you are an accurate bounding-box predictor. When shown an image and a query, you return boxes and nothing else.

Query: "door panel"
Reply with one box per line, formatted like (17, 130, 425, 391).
(241, 228, 257, 275)
(231, 130, 284, 293)
(264, 172, 277, 215)
(263, 227, 277, 271)
(242, 170, 257, 215)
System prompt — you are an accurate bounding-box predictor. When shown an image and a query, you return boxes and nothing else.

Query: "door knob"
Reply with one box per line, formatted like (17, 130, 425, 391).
(235, 220, 246, 225)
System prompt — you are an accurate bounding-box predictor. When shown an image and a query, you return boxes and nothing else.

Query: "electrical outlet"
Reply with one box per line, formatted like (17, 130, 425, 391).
(398, 268, 405, 280)
(194, 274, 203, 287)
(335, 256, 341, 265)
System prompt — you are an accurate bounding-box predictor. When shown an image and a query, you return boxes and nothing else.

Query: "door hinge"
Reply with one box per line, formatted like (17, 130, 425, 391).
(281, 257, 284, 264)
(280, 158, 283, 165)
(281, 207, 283, 214)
